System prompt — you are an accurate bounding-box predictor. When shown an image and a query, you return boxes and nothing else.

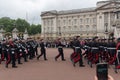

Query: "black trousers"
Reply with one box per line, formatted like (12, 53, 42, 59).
(35, 47, 38, 55)
(37, 49, 47, 60)
(17, 53, 22, 64)
(11, 54, 16, 67)
(29, 50, 33, 59)
(76, 48, 83, 66)
(4, 51, 11, 65)
(23, 52, 27, 62)
(55, 48, 65, 60)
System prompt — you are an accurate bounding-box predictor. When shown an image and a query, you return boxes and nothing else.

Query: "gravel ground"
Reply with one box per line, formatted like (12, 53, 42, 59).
(0, 48, 120, 80)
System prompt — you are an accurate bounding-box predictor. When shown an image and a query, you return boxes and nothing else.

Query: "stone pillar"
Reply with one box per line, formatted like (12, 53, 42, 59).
(97, 12, 105, 37)
(0, 28, 5, 40)
(53, 16, 57, 38)
(108, 12, 111, 30)
(0, 33, 3, 40)
(12, 28, 18, 39)
(24, 29, 29, 40)
(41, 18, 45, 38)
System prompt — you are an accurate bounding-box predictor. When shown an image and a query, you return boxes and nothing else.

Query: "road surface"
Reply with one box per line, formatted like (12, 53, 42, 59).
(0, 48, 120, 80)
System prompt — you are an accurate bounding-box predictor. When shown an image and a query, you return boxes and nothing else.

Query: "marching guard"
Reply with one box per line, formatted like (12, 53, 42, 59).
(9, 38, 18, 68)
(71, 36, 85, 67)
(55, 38, 66, 61)
(37, 39, 47, 60)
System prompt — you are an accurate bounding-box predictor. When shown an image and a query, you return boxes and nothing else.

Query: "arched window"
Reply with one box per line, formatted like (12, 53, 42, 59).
(80, 25, 83, 31)
(93, 25, 97, 31)
(86, 25, 89, 31)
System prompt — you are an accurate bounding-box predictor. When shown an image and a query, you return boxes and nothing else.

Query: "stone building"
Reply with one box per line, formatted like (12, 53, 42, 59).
(41, 0, 120, 39)
(0, 28, 5, 40)
(23, 29, 29, 40)
(0, 28, 29, 40)
(12, 28, 19, 39)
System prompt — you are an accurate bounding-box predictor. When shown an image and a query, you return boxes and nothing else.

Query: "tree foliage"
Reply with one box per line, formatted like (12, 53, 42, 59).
(0, 17, 41, 35)
(28, 24, 41, 35)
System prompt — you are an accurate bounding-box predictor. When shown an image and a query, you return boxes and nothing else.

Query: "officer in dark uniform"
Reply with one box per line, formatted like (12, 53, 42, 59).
(16, 40, 23, 64)
(26, 39, 34, 60)
(0, 41, 2, 64)
(37, 39, 47, 60)
(32, 40, 38, 56)
(20, 40, 28, 62)
(107, 38, 116, 58)
(72, 36, 85, 67)
(55, 38, 66, 61)
(9, 38, 17, 68)
(29, 39, 36, 58)
(90, 36, 99, 64)
(116, 38, 120, 66)
(2, 40, 11, 68)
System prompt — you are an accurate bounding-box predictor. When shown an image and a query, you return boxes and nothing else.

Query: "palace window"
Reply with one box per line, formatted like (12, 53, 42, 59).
(48, 20, 50, 26)
(74, 26, 77, 31)
(68, 26, 71, 31)
(118, 13, 120, 19)
(58, 20, 60, 26)
(90, 18, 92, 23)
(63, 26, 66, 32)
(51, 20, 53, 26)
(86, 25, 89, 31)
(63, 20, 66, 25)
(80, 19, 83, 24)
(74, 19, 77, 24)
(44, 20, 46, 26)
(93, 18, 96, 23)
(93, 25, 96, 31)
(80, 25, 83, 31)
(86, 18, 89, 24)
(51, 27, 54, 31)
(69, 20, 71, 25)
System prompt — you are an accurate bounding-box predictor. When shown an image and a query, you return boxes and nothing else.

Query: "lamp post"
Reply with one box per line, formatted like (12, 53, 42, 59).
(44, 27, 45, 38)
(105, 23, 108, 38)
(58, 27, 61, 37)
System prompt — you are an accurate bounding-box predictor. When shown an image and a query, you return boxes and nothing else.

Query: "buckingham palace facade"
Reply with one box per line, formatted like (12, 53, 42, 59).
(41, 0, 120, 39)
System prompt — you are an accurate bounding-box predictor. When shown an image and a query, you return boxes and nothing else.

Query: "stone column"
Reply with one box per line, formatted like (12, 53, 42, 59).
(24, 29, 29, 40)
(12, 28, 18, 39)
(41, 18, 45, 38)
(53, 16, 57, 38)
(108, 12, 111, 30)
(97, 12, 105, 37)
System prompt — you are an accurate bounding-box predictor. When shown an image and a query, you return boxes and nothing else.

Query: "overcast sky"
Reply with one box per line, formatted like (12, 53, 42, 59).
(0, 0, 104, 24)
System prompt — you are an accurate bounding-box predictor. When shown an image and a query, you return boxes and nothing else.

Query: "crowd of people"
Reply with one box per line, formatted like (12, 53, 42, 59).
(70, 36, 120, 73)
(0, 36, 120, 73)
(1, 36, 120, 80)
(0, 37, 39, 68)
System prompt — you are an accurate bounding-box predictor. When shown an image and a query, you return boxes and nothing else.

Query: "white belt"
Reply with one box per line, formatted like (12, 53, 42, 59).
(107, 48, 116, 50)
(116, 50, 120, 64)
(117, 50, 120, 52)
(75, 47, 80, 49)
(99, 46, 104, 47)
(58, 47, 62, 48)
(92, 47, 98, 49)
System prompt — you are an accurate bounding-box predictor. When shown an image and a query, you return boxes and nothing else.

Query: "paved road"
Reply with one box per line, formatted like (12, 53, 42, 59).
(0, 48, 120, 80)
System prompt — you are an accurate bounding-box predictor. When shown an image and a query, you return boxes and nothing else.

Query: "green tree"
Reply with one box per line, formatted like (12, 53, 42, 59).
(15, 18, 30, 32)
(0, 17, 41, 35)
(28, 24, 41, 35)
(0, 17, 15, 32)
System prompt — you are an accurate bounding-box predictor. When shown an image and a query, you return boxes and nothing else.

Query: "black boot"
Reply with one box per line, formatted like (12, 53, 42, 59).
(12, 66, 18, 68)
